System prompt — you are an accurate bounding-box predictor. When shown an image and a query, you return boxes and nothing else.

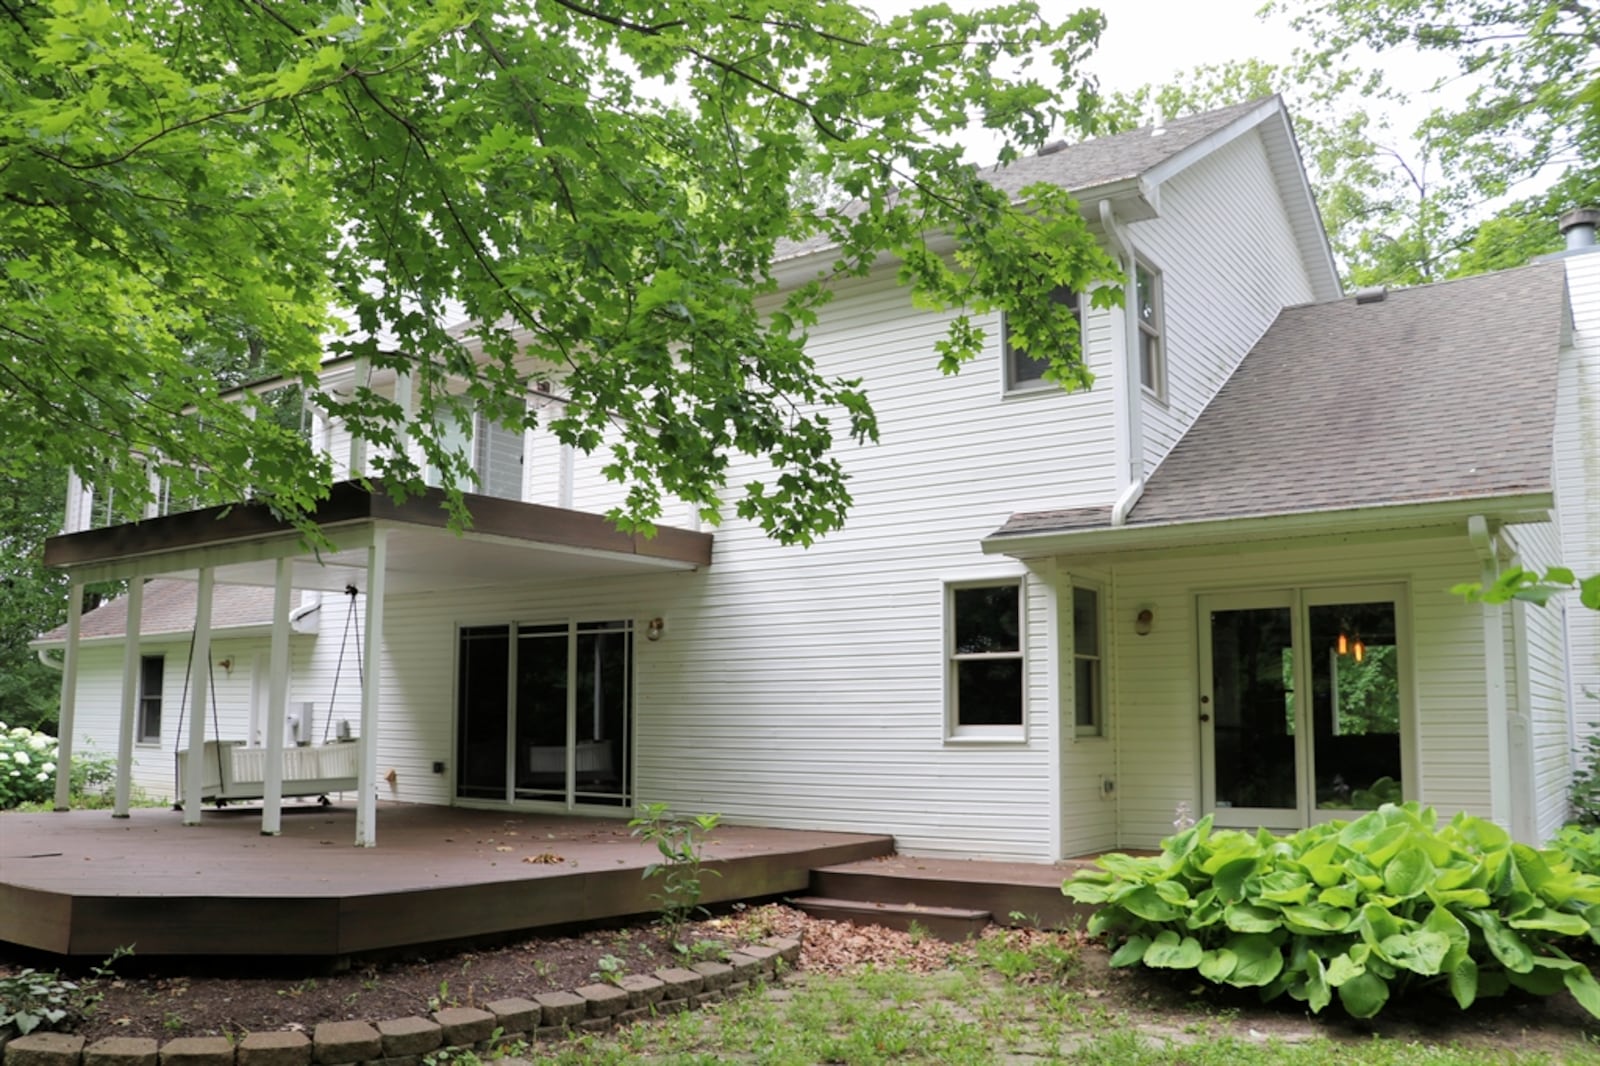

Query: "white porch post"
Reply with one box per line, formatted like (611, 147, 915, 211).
(1468, 516, 1513, 828)
(182, 568, 215, 826)
(355, 529, 387, 847)
(113, 579, 144, 818)
(52, 583, 84, 811)
(261, 558, 293, 836)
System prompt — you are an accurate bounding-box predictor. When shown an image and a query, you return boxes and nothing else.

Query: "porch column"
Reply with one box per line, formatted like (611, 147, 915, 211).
(52, 582, 83, 811)
(182, 568, 215, 826)
(355, 529, 387, 847)
(260, 558, 293, 836)
(113, 579, 144, 818)
(1468, 516, 1512, 828)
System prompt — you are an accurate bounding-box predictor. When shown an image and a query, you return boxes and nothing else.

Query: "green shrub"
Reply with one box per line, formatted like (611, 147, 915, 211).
(0, 723, 60, 808)
(1569, 730, 1600, 826)
(1550, 825, 1600, 877)
(1065, 803, 1600, 1020)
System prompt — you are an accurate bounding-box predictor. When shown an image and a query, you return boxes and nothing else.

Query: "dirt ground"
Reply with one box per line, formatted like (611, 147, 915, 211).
(3, 904, 1596, 1058)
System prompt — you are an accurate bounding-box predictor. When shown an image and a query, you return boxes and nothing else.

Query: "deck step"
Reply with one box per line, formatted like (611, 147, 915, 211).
(789, 895, 992, 941)
(809, 859, 1096, 930)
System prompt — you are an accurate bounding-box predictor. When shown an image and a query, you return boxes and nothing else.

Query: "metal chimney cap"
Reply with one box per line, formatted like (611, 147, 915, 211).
(1559, 207, 1600, 232)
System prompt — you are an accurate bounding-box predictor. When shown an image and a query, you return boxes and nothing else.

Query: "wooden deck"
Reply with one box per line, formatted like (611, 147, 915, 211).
(0, 804, 892, 958)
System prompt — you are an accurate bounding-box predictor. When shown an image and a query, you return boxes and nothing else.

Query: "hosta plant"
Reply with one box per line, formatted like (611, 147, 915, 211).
(1065, 803, 1600, 1020)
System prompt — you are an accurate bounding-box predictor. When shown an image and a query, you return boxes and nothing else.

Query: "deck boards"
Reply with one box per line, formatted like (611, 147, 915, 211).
(0, 804, 892, 957)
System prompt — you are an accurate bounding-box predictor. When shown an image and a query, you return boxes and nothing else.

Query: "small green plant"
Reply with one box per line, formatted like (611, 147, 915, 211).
(427, 979, 456, 1012)
(1568, 728, 1600, 826)
(0, 947, 131, 1036)
(1066, 803, 1600, 1020)
(591, 954, 627, 986)
(627, 802, 723, 945)
(162, 1012, 186, 1033)
(1551, 824, 1600, 876)
(678, 937, 727, 962)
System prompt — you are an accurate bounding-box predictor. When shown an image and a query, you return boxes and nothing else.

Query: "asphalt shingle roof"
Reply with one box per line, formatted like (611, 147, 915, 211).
(774, 98, 1272, 262)
(993, 261, 1570, 538)
(34, 579, 299, 644)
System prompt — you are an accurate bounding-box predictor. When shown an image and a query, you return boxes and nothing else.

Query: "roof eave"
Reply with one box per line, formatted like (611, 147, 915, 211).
(981, 493, 1554, 559)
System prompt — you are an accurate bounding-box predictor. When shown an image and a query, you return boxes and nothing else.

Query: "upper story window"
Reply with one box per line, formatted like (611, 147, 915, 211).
(1004, 286, 1081, 393)
(947, 580, 1024, 737)
(1136, 259, 1165, 400)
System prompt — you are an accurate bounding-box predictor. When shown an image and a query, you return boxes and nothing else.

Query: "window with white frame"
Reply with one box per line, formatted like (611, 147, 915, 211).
(1003, 286, 1082, 392)
(137, 655, 163, 744)
(1135, 259, 1165, 399)
(1072, 586, 1104, 736)
(947, 581, 1024, 733)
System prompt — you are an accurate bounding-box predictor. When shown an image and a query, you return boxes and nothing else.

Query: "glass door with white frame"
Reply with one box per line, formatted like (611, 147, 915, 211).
(1199, 587, 1405, 829)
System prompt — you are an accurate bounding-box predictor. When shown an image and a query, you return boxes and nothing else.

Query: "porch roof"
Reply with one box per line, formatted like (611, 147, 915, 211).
(41, 480, 714, 593)
(987, 261, 1569, 554)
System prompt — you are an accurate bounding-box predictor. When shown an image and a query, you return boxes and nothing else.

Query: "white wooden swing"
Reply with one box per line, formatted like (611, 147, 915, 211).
(174, 588, 361, 807)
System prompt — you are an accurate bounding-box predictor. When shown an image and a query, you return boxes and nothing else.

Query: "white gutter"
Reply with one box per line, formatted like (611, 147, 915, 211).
(1099, 199, 1144, 494)
(983, 493, 1554, 559)
(37, 648, 63, 671)
(1467, 514, 1514, 831)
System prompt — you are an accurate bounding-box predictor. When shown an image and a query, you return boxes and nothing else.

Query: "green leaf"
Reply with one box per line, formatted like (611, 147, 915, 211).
(1303, 950, 1332, 1014)
(1221, 934, 1284, 988)
(1448, 958, 1478, 1010)
(1338, 972, 1390, 1019)
(1377, 930, 1449, 975)
(1508, 908, 1590, 936)
(1223, 903, 1280, 933)
(1109, 936, 1151, 968)
(1198, 948, 1238, 982)
(1118, 885, 1184, 922)
(1324, 951, 1365, 987)
(1142, 931, 1203, 969)
(1383, 847, 1435, 898)
(1464, 911, 1535, 973)
(1211, 855, 1259, 901)
(1564, 964, 1600, 1019)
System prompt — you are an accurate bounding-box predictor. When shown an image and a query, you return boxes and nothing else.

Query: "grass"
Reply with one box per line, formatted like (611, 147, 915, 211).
(471, 930, 1600, 1065)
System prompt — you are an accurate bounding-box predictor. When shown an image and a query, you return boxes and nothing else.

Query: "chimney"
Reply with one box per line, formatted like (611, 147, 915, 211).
(1560, 208, 1599, 251)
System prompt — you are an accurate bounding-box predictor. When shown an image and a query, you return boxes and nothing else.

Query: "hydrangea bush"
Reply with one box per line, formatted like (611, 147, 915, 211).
(0, 723, 60, 808)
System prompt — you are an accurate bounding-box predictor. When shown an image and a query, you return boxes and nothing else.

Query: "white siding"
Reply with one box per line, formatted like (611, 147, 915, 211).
(1094, 533, 1492, 848)
(1556, 252, 1600, 743)
(1503, 521, 1571, 841)
(1130, 129, 1320, 473)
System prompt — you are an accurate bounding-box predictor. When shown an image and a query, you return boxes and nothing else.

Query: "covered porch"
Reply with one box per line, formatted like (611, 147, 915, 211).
(40, 481, 713, 848)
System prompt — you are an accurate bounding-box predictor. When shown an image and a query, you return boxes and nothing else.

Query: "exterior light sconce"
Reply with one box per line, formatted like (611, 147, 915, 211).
(646, 617, 665, 642)
(1134, 609, 1154, 637)
(218, 658, 234, 674)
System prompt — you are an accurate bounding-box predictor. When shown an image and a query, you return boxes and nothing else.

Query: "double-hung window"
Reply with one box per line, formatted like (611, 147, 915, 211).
(1135, 259, 1165, 399)
(1004, 286, 1081, 393)
(137, 655, 163, 744)
(947, 581, 1024, 736)
(1072, 587, 1104, 737)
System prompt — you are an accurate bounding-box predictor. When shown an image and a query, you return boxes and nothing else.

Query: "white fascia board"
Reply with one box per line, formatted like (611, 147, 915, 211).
(981, 494, 1554, 559)
(59, 520, 377, 586)
(1139, 97, 1282, 190)
(28, 623, 294, 651)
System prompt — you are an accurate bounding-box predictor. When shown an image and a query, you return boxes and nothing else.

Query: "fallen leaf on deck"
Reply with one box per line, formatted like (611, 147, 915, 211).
(523, 852, 563, 864)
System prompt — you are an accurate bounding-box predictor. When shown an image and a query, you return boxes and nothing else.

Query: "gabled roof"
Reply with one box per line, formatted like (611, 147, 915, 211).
(990, 261, 1571, 543)
(774, 97, 1340, 299)
(979, 98, 1269, 200)
(33, 579, 295, 646)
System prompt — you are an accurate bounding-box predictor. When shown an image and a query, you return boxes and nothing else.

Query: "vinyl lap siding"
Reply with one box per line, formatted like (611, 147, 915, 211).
(1556, 253, 1600, 740)
(1505, 521, 1573, 841)
(1094, 534, 1490, 848)
(1131, 130, 1318, 473)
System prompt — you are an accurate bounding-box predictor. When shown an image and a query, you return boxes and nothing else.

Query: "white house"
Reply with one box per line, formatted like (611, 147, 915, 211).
(33, 97, 1600, 860)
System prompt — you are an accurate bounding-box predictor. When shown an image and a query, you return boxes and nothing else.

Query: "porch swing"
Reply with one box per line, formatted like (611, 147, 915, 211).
(172, 587, 362, 808)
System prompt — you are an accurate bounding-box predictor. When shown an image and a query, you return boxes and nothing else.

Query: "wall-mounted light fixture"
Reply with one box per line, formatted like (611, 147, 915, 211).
(218, 658, 234, 674)
(646, 617, 665, 642)
(1134, 609, 1154, 637)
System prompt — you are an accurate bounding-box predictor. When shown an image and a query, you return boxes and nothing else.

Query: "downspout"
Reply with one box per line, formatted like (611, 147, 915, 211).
(1099, 199, 1145, 520)
(37, 648, 64, 671)
(1467, 515, 1514, 830)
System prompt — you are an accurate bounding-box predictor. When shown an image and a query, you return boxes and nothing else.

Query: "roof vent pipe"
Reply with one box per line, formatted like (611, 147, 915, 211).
(1151, 105, 1166, 137)
(1559, 208, 1599, 250)
(1355, 286, 1387, 305)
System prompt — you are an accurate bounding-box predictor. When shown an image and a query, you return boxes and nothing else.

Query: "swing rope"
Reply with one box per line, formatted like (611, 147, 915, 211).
(323, 585, 362, 744)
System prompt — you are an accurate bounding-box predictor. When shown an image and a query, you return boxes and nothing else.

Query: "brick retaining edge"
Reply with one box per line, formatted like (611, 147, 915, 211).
(1, 937, 802, 1066)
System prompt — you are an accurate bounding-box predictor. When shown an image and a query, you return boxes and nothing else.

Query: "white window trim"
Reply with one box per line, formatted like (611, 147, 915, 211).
(1001, 289, 1085, 397)
(944, 578, 1029, 743)
(135, 654, 163, 746)
(1070, 581, 1106, 739)
(1135, 256, 1167, 403)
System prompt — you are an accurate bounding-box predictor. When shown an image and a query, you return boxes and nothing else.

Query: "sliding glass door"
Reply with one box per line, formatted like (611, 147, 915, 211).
(1200, 586, 1405, 828)
(456, 620, 633, 808)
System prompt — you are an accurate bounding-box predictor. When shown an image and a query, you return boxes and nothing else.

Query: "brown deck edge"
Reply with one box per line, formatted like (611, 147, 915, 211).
(43, 481, 713, 570)
(3, 835, 892, 958)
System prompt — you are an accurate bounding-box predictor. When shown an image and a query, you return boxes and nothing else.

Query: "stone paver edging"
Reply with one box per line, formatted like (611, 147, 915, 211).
(1, 938, 801, 1066)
